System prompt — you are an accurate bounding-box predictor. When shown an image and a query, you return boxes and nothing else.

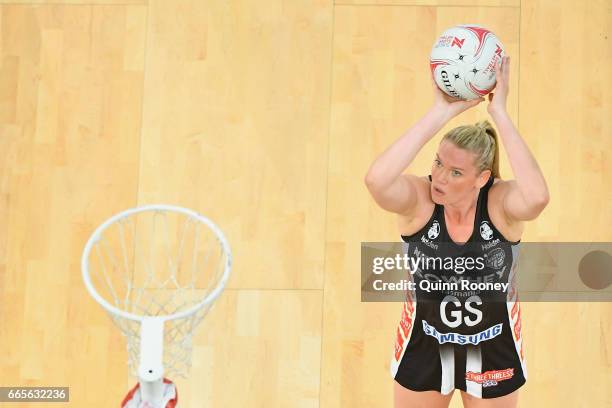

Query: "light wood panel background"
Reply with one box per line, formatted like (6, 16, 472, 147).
(0, 0, 610, 407)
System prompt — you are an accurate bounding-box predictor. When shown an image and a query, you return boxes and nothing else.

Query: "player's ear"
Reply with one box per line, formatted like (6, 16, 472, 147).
(478, 169, 491, 188)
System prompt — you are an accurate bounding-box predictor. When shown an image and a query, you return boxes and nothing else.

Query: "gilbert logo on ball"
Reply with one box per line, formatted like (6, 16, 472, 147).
(430, 24, 505, 100)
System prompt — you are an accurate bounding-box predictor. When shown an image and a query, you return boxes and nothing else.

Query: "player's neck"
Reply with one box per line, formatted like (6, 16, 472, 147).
(443, 188, 479, 225)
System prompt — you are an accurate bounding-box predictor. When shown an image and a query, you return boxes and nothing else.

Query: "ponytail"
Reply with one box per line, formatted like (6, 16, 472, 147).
(475, 120, 500, 179)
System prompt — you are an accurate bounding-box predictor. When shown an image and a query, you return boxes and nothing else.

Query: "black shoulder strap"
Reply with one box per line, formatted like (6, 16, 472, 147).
(477, 175, 494, 217)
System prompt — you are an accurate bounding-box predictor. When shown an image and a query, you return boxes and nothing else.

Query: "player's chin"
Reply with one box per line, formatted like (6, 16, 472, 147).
(431, 193, 445, 204)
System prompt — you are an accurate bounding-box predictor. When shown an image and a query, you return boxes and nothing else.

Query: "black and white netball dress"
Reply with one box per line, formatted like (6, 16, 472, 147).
(390, 175, 526, 399)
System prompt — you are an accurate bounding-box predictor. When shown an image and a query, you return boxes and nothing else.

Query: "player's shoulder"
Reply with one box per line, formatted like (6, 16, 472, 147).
(397, 175, 435, 235)
(488, 177, 513, 199)
(487, 177, 525, 240)
(487, 177, 513, 210)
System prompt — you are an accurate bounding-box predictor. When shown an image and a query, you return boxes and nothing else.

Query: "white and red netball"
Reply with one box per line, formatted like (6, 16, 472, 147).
(430, 25, 505, 100)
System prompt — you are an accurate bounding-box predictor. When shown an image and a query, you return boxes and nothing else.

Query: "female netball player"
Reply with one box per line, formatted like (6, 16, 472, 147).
(365, 56, 549, 408)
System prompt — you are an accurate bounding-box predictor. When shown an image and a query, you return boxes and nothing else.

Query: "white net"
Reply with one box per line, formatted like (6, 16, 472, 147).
(83, 206, 230, 379)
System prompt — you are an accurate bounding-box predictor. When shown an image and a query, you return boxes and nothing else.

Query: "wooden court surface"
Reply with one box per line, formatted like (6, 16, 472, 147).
(0, 0, 610, 406)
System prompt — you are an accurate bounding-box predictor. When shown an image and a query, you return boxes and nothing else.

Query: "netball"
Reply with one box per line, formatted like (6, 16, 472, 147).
(430, 24, 506, 100)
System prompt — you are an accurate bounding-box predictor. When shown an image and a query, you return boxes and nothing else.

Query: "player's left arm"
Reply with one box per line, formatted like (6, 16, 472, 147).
(488, 56, 550, 222)
(490, 110, 550, 221)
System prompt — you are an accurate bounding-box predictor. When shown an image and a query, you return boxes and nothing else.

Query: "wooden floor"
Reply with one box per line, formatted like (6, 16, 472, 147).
(0, 0, 610, 406)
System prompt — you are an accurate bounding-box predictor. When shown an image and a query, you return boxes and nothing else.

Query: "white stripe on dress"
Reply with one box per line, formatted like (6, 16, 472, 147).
(465, 344, 483, 398)
(439, 343, 455, 394)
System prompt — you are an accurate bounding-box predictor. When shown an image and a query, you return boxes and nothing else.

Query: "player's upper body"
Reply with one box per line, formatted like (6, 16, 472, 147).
(364, 56, 549, 245)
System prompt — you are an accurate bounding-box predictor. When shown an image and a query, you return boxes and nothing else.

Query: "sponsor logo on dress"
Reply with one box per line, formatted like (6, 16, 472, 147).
(428, 220, 441, 240)
(420, 235, 439, 250)
(466, 368, 514, 387)
(419, 220, 441, 250)
(481, 238, 500, 251)
(394, 290, 416, 362)
(422, 320, 502, 345)
(485, 247, 505, 269)
(480, 221, 494, 240)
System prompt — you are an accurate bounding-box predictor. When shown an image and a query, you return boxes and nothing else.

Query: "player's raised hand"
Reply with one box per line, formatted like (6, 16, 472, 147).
(431, 75, 484, 120)
(487, 55, 510, 115)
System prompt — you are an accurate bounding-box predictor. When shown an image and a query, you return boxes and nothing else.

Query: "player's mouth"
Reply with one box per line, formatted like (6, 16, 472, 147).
(433, 186, 445, 195)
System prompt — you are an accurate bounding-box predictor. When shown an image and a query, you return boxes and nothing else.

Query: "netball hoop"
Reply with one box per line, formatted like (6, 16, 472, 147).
(81, 204, 231, 407)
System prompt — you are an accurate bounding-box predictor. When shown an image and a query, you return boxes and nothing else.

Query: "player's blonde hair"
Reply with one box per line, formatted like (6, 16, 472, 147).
(441, 120, 500, 179)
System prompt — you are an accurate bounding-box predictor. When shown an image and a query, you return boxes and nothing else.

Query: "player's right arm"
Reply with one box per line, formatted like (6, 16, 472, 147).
(364, 108, 445, 216)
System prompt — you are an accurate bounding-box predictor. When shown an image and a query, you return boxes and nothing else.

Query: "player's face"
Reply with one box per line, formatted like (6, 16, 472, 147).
(430, 141, 486, 205)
